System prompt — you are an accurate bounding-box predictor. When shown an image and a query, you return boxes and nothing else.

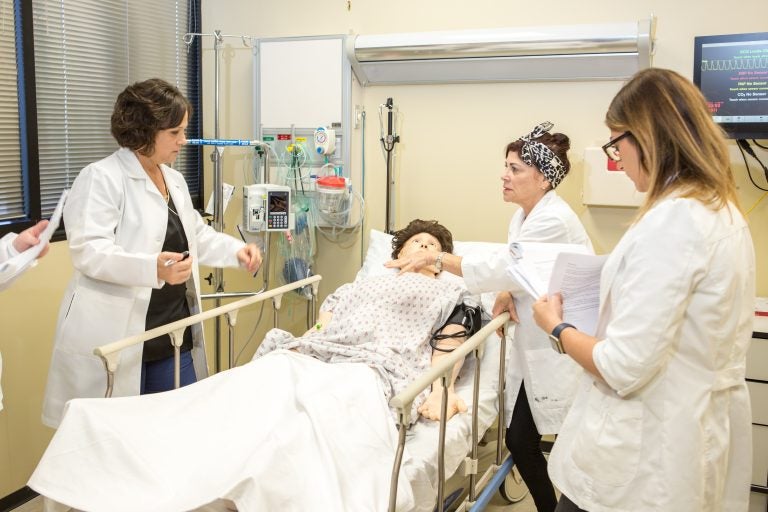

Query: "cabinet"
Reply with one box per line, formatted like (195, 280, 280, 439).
(749, 315, 768, 512)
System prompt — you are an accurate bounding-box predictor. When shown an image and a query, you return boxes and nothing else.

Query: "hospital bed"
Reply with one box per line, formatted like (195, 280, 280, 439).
(32, 240, 523, 512)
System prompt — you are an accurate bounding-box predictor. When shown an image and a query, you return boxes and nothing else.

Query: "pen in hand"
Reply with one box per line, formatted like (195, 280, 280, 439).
(164, 250, 190, 267)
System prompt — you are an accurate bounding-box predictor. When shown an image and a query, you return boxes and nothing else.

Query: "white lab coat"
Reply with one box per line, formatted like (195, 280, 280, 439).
(548, 197, 754, 512)
(0, 233, 17, 412)
(42, 148, 246, 428)
(462, 191, 592, 433)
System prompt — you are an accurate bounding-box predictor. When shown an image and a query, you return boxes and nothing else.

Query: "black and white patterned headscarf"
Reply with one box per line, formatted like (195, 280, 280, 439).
(517, 121, 567, 189)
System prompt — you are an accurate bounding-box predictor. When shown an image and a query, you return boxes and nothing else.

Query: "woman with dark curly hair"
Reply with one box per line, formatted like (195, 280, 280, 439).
(387, 123, 593, 512)
(41, 78, 262, 428)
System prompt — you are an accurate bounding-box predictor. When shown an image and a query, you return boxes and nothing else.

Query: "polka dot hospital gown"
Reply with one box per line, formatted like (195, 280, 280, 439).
(256, 273, 465, 424)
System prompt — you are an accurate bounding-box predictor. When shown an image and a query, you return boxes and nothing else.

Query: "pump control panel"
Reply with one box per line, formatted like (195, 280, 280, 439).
(243, 184, 295, 232)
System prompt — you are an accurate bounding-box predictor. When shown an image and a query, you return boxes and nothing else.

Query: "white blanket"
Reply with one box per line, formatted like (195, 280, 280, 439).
(29, 351, 415, 512)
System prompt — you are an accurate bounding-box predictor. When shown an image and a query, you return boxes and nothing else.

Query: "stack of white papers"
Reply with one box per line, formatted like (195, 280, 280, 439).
(0, 189, 68, 290)
(504, 242, 607, 335)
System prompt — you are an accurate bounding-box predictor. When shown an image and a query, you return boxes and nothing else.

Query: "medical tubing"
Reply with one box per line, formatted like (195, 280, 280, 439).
(429, 304, 481, 352)
(746, 191, 768, 216)
(314, 189, 366, 243)
(186, 138, 264, 146)
(389, 313, 509, 410)
(360, 110, 367, 266)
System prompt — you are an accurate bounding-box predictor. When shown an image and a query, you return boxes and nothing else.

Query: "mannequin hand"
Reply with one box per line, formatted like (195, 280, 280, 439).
(157, 251, 193, 285)
(532, 293, 564, 334)
(419, 388, 467, 421)
(13, 220, 50, 258)
(492, 291, 519, 336)
(237, 243, 262, 274)
(384, 250, 437, 276)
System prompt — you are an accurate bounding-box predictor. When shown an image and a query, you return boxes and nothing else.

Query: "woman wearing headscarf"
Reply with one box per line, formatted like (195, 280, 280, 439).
(387, 122, 593, 512)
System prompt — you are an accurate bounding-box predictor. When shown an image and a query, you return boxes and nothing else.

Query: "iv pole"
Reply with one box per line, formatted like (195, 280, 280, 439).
(183, 30, 268, 373)
(380, 98, 399, 234)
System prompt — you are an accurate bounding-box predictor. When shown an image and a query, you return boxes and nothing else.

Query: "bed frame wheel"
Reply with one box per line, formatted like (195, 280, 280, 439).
(498, 466, 529, 504)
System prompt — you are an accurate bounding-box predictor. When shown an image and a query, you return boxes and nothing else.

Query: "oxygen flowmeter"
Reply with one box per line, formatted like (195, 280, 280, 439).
(243, 184, 295, 232)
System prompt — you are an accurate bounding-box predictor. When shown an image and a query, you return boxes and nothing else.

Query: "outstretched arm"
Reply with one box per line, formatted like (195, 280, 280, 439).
(419, 323, 468, 421)
(13, 220, 51, 257)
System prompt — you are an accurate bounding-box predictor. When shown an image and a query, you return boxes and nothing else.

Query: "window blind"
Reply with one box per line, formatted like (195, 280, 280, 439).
(0, 0, 23, 221)
(32, 0, 198, 216)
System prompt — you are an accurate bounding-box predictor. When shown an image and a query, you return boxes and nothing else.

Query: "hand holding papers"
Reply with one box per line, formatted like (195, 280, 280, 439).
(548, 252, 607, 336)
(504, 242, 606, 335)
(0, 189, 68, 290)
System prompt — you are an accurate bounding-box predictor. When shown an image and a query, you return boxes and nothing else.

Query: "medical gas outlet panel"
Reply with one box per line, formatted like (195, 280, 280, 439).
(260, 126, 344, 174)
(243, 184, 295, 232)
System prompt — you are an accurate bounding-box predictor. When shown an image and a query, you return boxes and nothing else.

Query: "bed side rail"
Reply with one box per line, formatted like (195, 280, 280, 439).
(93, 275, 322, 397)
(388, 312, 510, 512)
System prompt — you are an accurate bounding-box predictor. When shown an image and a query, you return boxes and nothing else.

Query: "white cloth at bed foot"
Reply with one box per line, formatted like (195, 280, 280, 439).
(29, 350, 415, 512)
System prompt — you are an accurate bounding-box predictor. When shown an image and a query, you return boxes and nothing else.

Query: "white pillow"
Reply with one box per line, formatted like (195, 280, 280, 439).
(356, 229, 506, 315)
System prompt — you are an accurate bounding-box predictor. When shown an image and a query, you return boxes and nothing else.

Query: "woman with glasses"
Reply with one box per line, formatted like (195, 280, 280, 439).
(533, 68, 754, 512)
(387, 122, 593, 512)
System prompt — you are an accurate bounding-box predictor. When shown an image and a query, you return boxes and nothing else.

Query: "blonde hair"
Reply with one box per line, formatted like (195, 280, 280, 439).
(605, 68, 741, 218)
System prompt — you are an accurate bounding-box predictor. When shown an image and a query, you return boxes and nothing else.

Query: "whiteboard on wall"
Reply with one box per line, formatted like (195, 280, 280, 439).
(257, 37, 343, 128)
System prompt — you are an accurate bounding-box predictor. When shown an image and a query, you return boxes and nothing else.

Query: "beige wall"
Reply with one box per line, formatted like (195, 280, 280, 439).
(2, 0, 767, 497)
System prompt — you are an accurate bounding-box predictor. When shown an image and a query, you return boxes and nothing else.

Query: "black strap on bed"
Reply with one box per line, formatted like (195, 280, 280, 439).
(429, 303, 482, 353)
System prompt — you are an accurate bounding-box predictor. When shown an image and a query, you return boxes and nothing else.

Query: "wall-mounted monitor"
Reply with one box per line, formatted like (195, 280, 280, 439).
(693, 32, 768, 139)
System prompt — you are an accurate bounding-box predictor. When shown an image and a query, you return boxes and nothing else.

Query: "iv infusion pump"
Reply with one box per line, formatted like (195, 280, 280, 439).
(243, 184, 295, 232)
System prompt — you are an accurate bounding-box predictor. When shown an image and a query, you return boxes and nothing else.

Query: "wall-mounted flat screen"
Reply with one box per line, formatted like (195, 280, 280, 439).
(693, 32, 768, 139)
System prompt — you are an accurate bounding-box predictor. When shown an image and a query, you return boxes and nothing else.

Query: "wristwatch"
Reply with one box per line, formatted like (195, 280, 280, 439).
(549, 322, 576, 354)
(434, 252, 446, 272)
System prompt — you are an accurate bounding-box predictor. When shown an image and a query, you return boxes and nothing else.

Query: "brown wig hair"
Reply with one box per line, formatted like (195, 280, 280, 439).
(110, 78, 191, 156)
(605, 67, 740, 217)
(391, 219, 453, 259)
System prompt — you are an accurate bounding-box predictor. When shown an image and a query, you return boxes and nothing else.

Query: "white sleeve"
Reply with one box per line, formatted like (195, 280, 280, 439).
(0, 233, 19, 263)
(461, 246, 525, 295)
(192, 209, 244, 268)
(592, 202, 701, 396)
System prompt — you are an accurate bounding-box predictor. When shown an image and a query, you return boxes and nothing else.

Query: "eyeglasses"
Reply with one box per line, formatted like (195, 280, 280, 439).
(601, 131, 631, 162)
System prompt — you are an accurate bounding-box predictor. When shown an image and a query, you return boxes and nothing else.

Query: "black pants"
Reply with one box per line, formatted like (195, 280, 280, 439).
(555, 494, 589, 512)
(505, 382, 558, 512)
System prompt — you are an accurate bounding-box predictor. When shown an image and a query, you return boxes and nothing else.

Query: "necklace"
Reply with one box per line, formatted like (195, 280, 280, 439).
(166, 194, 180, 217)
(160, 172, 170, 203)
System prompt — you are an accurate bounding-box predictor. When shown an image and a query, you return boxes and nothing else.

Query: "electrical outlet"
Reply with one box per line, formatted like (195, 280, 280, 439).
(354, 105, 364, 129)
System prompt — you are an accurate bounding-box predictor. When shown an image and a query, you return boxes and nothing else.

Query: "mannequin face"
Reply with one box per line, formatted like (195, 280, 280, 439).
(397, 232, 442, 259)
